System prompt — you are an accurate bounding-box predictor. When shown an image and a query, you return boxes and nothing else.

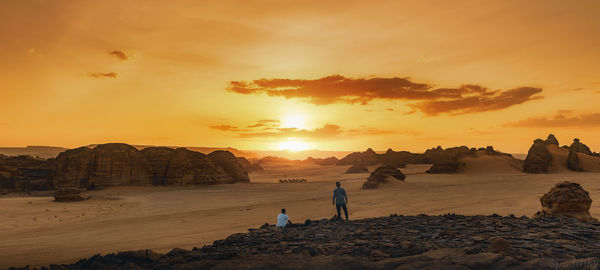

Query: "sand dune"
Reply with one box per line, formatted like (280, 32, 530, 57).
(547, 145, 600, 173)
(2, 163, 600, 268)
(460, 151, 524, 174)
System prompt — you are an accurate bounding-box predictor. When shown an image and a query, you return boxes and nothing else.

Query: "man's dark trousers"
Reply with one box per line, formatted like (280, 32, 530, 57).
(336, 204, 348, 220)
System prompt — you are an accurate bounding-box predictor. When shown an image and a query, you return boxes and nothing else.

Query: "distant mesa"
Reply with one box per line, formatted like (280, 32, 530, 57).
(303, 156, 339, 166)
(362, 165, 405, 189)
(346, 165, 368, 174)
(237, 157, 263, 172)
(1, 143, 250, 194)
(523, 134, 600, 173)
(534, 181, 597, 222)
(338, 145, 519, 174)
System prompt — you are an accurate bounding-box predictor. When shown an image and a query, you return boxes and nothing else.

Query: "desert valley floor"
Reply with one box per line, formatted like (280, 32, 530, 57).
(1, 162, 600, 268)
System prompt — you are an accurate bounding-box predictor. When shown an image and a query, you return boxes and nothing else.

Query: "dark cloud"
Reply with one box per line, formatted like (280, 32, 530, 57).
(228, 75, 542, 115)
(109, 50, 128, 61)
(90, 72, 117, 79)
(246, 119, 280, 128)
(411, 87, 543, 116)
(508, 110, 600, 128)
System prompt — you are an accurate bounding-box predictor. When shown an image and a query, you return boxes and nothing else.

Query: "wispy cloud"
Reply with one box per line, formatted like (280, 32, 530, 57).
(89, 72, 118, 79)
(228, 75, 542, 115)
(507, 110, 600, 128)
(109, 50, 128, 61)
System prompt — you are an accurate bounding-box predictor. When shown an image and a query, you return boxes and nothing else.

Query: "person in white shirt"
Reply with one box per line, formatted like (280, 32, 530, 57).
(276, 208, 291, 228)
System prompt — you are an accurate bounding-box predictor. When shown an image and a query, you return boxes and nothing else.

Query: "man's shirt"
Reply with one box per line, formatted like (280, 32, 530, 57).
(333, 187, 347, 205)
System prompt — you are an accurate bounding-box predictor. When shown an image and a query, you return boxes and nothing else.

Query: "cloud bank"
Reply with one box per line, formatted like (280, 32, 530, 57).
(228, 75, 543, 115)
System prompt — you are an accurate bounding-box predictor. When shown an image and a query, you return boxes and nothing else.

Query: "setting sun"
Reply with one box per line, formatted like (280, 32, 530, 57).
(277, 140, 310, 151)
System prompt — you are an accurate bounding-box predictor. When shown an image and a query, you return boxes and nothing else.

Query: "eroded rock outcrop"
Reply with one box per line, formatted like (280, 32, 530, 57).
(208, 150, 250, 183)
(522, 139, 552, 173)
(567, 149, 583, 172)
(534, 181, 596, 222)
(362, 165, 405, 189)
(304, 156, 339, 166)
(346, 165, 368, 174)
(237, 157, 264, 172)
(0, 155, 54, 192)
(425, 146, 474, 174)
(545, 134, 559, 145)
(569, 138, 592, 155)
(52, 144, 248, 189)
(53, 187, 84, 202)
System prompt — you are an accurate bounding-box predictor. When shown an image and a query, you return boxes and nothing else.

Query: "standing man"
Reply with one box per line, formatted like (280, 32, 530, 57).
(332, 181, 349, 220)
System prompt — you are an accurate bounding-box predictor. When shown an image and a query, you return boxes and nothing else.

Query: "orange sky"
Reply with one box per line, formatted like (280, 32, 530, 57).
(1, 0, 599, 153)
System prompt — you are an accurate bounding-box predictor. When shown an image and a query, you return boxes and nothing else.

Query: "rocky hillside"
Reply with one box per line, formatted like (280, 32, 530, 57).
(13, 214, 600, 270)
(1, 143, 250, 193)
(523, 134, 600, 173)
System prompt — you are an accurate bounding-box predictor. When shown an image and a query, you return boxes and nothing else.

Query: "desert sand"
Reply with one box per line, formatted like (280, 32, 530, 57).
(1, 162, 600, 268)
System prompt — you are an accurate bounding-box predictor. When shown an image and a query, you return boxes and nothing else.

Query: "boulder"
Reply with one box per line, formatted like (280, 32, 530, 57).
(54, 187, 85, 202)
(534, 181, 596, 222)
(346, 165, 368, 174)
(522, 139, 552, 173)
(362, 165, 405, 189)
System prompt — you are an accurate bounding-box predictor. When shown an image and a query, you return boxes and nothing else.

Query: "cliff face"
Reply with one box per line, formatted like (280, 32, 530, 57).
(51, 144, 248, 188)
(0, 155, 54, 192)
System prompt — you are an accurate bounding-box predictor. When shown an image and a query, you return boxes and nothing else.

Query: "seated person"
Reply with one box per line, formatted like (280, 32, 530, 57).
(276, 208, 291, 228)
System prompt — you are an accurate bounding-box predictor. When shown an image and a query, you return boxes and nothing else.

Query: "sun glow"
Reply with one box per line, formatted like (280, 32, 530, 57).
(277, 140, 310, 151)
(281, 115, 306, 129)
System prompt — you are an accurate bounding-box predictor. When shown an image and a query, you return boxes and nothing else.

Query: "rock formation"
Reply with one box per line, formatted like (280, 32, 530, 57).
(425, 146, 474, 174)
(569, 138, 592, 155)
(0, 155, 54, 193)
(52, 144, 249, 189)
(566, 149, 583, 172)
(362, 165, 405, 189)
(534, 181, 596, 222)
(237, 157, 263, 172)
(545, 134, 559, 145)
(207, 150, 250, 183)
(304, 156, 339, 166)
(337, 148, 379, 166)
(522, 139, 552, 173)
(53, 188, 84, 202)
(346, 165, 368, 173)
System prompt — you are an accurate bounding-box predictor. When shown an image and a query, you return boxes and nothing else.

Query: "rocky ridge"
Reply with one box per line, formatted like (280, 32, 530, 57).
(13, 214, 600, 270)
(1, 143, 250, 193)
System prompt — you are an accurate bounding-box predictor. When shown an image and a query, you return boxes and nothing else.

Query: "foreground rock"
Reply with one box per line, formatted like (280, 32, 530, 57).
(15, 214, 600, 270)
(534, 181, 597, 222)
(362, 165, 405, 189)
